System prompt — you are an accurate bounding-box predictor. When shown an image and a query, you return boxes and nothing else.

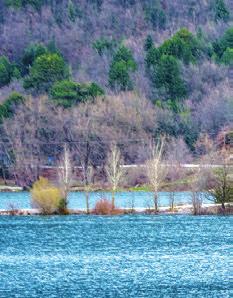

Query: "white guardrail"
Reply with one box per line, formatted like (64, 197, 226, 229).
(37, 164, 233, 170)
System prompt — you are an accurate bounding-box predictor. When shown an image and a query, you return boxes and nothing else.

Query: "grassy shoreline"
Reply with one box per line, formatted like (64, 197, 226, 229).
(0, 203, 232, 216)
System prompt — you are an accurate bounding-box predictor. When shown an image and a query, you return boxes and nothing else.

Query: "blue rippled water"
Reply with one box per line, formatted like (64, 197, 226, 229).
(0, 215, 232, 297)
(0, 191, 212, 210)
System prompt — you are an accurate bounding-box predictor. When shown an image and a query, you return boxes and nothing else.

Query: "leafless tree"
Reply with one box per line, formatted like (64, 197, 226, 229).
(146, 136, 167, 212)
(83, 164, 94, 214)
(58, 144, 73, 210)
(169, 192, 175, 212)
(105, 143, 124, 208)
(2, 98, 45, 187)
(165, 137, 191, 211)
(191, 166, 210, 215)
(207, 152, 233, 211)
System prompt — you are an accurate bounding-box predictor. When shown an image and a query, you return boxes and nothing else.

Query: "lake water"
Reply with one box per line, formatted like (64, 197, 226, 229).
(0, 191, 212, 210)
(0, 215, 232, 297)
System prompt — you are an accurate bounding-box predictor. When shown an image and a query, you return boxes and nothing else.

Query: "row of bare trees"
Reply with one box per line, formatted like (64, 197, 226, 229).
(0, 93, 232, 214)
(57, 135, 233, 215)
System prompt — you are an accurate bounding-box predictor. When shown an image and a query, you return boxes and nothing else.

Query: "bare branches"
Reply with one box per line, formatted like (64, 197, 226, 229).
(105, 143, 124, 208)
(83, 165, 94, 214)
(58, 144, 73, 208)
(146, 136, 167, 212)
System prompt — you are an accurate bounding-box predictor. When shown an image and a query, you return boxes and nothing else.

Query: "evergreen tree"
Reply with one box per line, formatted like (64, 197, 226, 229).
(144, 35, 153, 51)
(0, 92, 25, 121)
(68, 0, 77, 22)
(109, 45, 136, 91)
(21, 43, 48, 74)
(154, 55, 187, 102)
(51, 80, 104, 108)
(159, 28, 201, 64)
(214, 0, 230, 22)
(221, 48, 233, 65)
(213, 27, 233, 59)
(24, 53, 69, 92)
(0, 56, 13, 87)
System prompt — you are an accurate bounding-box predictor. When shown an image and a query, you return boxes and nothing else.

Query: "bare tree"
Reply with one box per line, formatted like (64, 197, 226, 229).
(83, 164, 94, 214)
(169, 192, 175, 212)
(2, 98, 45, 187)
(105, 143, 124, 208)
(58, 144, 73, 211)
(191, 166, 210, 215)
(146, 136, 167, 213)
(165, 137, 191, 212)
(209, 160, 233, 211)
(200, 146, 233, 211)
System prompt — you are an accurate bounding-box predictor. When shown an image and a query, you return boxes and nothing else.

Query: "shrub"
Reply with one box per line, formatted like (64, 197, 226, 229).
(68, 0, 78, 22)
(58, 198, 69, 215)
(0, 92, 25, 121)
(5, 0, 44, 10)
(93, 199, 113, 215)
(213, 27, 233, 59)
(0, 56, 13, 87)
(144, 3, 166, 30)
(31, 177, 63, 215)
(145, 46, 161, 69)
(93, 199, 123, 215)
(221, 48, 233, 65)
(24, 53, 69, 92)
(210, 167, 233, 210)
(214, 0, 230, 22)
(93, 37, 117, 56)
(159, 28, 201, 64)
(50, 80, 104, 107)
(144, 35, 153, 52)
(21, 43, 48, 75)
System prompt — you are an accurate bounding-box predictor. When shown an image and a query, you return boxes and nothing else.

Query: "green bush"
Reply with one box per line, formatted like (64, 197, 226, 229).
(159, 28, 201, 64)
(221, 47, 233, 64)
(5, 0, 44, 10)
(0, 92, 25, 121)
(21, 43, 48, 75)
(144, 35, 153, 52)
(50, 80, 104, 108)
(210, 167, 233, 209)
(24, 53, 69, 92)
(144, 2, 166, 30)
(118, 0, 135, 8)
(0, 56, 13, 87)
(68, 0, 80, 22)
(146, 28, 202, 70)
(153, 55, 187, 103)
(214, 0, 230, 22)
(145, 46, 161, 69)
(213, 27, 233, 59)
(5, 0, 22, 8)
(109, 45, 137, 91)
(93, 37, 117, 56)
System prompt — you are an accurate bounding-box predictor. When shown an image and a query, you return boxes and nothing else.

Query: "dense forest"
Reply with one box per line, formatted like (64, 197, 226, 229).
(0, 0, 233, 186)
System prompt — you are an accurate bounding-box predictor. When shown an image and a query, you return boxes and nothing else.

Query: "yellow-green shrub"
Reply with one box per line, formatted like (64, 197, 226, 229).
(31, 177, 62, 214)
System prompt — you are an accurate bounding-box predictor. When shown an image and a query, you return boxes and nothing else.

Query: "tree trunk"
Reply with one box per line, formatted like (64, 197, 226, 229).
(154, 192, 158, 213)
(85, 191, 89, 214)
(111, 191, 115, 210)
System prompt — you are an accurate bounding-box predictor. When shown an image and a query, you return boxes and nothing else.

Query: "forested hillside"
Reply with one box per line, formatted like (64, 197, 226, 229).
(0, 0, 233, 186)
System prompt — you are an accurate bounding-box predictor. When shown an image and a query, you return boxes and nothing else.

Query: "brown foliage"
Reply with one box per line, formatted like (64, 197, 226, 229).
(92, 198, 123, 215)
